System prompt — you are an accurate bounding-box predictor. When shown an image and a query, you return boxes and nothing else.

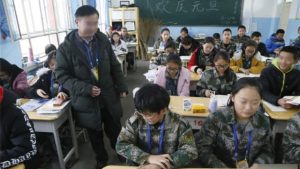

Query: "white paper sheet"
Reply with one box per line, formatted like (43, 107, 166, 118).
(20, 99, 49, 112)
(216, 95, 230, 107)
(263, 101, 287, 112)
(236, 73, 260, 79)
(37, 99, 69, 114)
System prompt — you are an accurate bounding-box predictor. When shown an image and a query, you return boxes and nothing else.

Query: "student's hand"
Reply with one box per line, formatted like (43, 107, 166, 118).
(120, 92, 127, 98)
(91, 86, 101, 97)
(37, 89, 49, 99)
(57, 92, 68, 101)
(274, 48, 280, 54)
(196, 68, 203, 75)
(240, 68, 250, 75)
(277, 98, 294, 109)
(146, 154, 172, 169)
(205, 90, 213, 97)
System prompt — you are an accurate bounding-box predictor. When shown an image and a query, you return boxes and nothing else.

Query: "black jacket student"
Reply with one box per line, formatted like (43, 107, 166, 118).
(0, 87, 37, 169)
(29, 70, 69, 99)
(260, 58, 300, 105)
(55, 29, 128, 130)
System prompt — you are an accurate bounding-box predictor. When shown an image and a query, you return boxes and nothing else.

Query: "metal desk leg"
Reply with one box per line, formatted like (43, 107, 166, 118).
(68, 109, 79, 158)
(53, 126, 65, 169)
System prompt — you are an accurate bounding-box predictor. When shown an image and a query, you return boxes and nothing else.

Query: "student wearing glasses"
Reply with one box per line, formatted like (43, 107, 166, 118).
(196, 51, 237, 97)
(116, 84, 197, 169)
(154, 54, 190, 96)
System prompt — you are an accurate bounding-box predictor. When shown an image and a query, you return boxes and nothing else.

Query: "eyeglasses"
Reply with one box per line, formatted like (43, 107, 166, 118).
(215, 64, 229, 69)
(167, 67, 179, 72)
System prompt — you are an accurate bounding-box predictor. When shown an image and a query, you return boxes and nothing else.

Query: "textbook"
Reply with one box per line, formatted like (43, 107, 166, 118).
(36, 98, 69, 114)
(20, 99, 49, 112)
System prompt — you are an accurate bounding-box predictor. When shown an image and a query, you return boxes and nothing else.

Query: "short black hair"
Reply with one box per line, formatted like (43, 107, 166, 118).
(228, 77, 263, 106)
(223, 28, 232, 34)
(203, 36, 215, 46)
(280, 46, 300, 61)
(166, 54, 182, 66)
(161, 28, 170, 34)
(251, 31, 262, 38)
(181, 36, 192, 45)
(180, 27, 188, 34)
(238, 25, 246, 30)
(213, 33, 220, 39)
(44, 50, 56, 68)
(164, 41, 176, 50)
(134, 83, 170, 113)
(214, 50, 230, 63)
(276, 29, 285, 34)
(45, 44, 56, 55)
(75, 5, 99, 18)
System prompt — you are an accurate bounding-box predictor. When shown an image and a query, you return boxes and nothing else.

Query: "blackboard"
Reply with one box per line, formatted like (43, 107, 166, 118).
(135, 0, 244, 26)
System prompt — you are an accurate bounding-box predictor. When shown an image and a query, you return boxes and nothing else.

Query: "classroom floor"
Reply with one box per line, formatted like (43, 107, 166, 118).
(68, 60, 150, 169)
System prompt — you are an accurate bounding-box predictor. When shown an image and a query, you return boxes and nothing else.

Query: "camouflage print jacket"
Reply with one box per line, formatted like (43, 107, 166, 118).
(116, 111, 198, 168)
(283, 112, 300, 164)
(196, 68, 237, 97)
(196, 106, 274, 168)
(217, 41, 237, 57)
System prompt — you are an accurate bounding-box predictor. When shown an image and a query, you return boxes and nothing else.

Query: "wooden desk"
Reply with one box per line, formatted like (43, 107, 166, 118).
(25, 101, 79, 169)
(170, 96, 210, 129)
(262, 102, 300, 145)
(104, 164, 299, 169)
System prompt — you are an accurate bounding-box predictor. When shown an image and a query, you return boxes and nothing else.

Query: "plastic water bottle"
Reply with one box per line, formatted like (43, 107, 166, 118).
(208, 92, 218, 113)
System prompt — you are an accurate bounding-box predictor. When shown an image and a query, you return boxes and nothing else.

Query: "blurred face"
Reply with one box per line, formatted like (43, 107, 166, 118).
(0, 71, 9, 81)
(76, 14, 99, 39)
(214, 58, 229, 75)
(48, 58, 57, 72)
(203, 43, 214, 54)
(223, 31, 232, 42)
(180, 31, 188, 38)
(276, 33, 284, 40)
(182, 44, 192, 50)
(238, 28, 246, 37)
(121, 28, 128, 36)
(138, 109, 166, 125)
(278, 51, 296, 72)
(232, 87, 261, 121)
(245, 46, 256, 58)
(161, 31, 170, 42)
(165, 47, 175, 55)
(166, 62, 180, 77)
(112, 34, 120, 43)
(251, 36, 261, 44)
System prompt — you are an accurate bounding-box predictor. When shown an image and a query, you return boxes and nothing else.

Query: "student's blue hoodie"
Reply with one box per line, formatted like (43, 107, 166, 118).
(265, 33, 285, 54)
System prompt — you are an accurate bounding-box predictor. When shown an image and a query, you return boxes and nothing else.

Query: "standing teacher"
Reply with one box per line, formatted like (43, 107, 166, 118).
(55, 5, 128, 168)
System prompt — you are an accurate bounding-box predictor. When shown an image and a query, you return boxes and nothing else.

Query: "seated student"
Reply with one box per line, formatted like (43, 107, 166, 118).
(187, 37, 217, 74)
(217, 28, 237, 57)
(120, 27, 135, 69)
(230, 40, 265, 74)
(176, 27, 198, 46)
(179, 36, 198, 56)
(260, 46, 300, 108)
(111, 32, 128, 56)
(149, 41, 176, 69)
(154, 54, 190, 96)
(116, 84, 198, 168)
(153, 28, 175, 56)
(232, 25, 251, 46)
(30, 51, 69, 100)
(0, 58, 29, 98)
(291, 26, 300, 48)
(282, 112, 300, 164)
(0, 86, 38, 169)
(251, 31, 269, 57)
(196, 77, 274, 168)
(196, 51, 237, 97)
(266, 29, 285, 55)
(213, 33, 221, 47)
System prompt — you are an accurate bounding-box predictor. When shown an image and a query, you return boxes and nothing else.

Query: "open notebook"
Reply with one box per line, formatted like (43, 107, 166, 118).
(36, 99, 69, 114)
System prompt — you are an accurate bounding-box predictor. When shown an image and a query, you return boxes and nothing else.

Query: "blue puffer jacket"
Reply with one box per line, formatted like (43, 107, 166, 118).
(265, 34, 285, 54)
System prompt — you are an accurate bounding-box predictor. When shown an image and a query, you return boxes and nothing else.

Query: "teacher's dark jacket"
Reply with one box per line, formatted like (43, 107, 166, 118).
(55, 29, 128, 130)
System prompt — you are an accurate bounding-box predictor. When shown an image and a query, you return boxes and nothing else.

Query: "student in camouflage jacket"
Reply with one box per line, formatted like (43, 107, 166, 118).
(196, 77, 274, 168)
(196, 51, 237, 97)
(116, 84, 197, 169)
(283, 112, 300, 164)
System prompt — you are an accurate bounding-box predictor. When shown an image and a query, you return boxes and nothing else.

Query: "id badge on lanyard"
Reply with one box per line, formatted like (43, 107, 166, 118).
(83, 42, 100, 81)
